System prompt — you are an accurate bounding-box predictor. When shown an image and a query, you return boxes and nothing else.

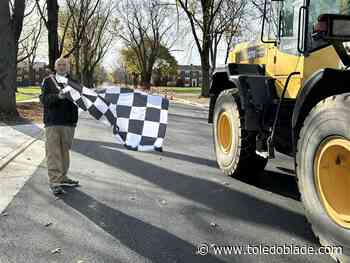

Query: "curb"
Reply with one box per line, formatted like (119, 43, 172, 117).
(171, 98, 209, 109)
(0, 131, 44, 171)
(148, 92, 209, 109)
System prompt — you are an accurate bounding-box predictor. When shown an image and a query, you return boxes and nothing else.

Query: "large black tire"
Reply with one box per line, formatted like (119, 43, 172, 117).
(296, 93, 350, 262)
(213, 89, 268, 177)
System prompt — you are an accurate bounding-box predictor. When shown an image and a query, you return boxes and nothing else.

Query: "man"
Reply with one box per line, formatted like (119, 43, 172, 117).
(40, 58, 79, 195)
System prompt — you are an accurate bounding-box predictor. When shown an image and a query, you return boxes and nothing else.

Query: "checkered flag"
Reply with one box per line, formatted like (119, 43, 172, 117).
(52, 76, 168, 151)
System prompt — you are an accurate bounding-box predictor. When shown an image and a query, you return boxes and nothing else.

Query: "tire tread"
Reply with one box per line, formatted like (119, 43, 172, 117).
(214, 89, 267, 177)
(296, 93, 350, 263)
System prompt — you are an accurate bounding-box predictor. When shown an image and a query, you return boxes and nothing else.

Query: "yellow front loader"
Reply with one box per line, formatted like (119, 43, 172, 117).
(208, 0, 350, 261)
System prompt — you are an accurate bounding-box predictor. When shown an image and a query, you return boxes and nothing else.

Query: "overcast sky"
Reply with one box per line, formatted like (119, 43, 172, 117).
(33, 25, 209, 70)
(28, 0, 258, 71)
(101, 32, 229, 70)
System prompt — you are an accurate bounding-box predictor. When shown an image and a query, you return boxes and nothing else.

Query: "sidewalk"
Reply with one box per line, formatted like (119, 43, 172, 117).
(155, 91, 210, 109)
(0, 122, 44, 170)
(171, 94, 209, 109)
(0, 122, 45, 214)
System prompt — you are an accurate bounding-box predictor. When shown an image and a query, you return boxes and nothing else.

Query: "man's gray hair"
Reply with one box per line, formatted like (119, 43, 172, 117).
(54, 57, 70, 72)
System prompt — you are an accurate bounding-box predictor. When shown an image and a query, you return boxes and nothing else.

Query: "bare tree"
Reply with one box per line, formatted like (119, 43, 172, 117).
(251, 0, 279, 38)
(176, 0, 225, 97)
(17, 18, 43, 64)
(251, 0, 265, 17)
(218, 0, 277, 64)
(61, 0, 101, 58)
(18, 20, 43, 88)
(0, 0, 26, 115)
(79, 2, 115, 88)
(34, 0, 59, 70)
(223, 25, 242, 64)
(17, 2, 44, 86)
(59, 0, 116, 88)
(117, 0, 176, 90)
(35, 0, 101, 70)
(210, 0, 247, 69)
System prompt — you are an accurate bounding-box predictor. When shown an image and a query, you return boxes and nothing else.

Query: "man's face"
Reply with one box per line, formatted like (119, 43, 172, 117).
(56, 60, 68, 75)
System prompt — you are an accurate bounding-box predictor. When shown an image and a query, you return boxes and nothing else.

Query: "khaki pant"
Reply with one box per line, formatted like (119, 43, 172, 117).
(45, 126, 75, 186)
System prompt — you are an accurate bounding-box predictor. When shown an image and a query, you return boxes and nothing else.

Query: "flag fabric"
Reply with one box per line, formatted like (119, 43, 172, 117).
(52, 75, 169, 151)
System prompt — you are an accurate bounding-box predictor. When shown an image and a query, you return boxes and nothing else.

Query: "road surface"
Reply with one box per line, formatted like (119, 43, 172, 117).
(0, 102, 333, 263)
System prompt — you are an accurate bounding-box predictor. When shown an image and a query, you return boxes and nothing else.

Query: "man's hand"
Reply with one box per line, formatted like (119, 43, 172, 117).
(58, 90, 67, 99)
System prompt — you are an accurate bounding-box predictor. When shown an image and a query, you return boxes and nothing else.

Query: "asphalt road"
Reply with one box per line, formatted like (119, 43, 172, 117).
(0, 102, 334, 263)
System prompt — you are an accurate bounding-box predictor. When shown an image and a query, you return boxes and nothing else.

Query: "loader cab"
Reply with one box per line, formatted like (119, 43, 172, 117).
(261, 0, 307, 98)
(263, 0, 350, 53)
(261, 0, 350, 98)
(262, 0, 302, 54)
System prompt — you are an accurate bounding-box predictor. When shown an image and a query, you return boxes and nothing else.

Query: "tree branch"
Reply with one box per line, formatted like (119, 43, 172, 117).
(35, 0, 48, 28)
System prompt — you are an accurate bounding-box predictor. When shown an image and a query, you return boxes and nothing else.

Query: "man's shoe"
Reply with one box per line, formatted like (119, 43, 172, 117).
(60, 178, 79, 187)
(50, 185, 66, 195)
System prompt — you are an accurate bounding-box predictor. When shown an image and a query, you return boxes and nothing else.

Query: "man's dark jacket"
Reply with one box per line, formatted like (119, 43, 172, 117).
(40, 74, 78, 127)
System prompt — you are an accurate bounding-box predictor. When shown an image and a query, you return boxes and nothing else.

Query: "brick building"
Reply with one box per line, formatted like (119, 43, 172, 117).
(17, 62, 49, 87)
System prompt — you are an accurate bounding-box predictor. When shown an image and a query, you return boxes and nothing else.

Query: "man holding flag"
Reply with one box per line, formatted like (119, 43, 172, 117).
(41, 57, 169, 196)
(40, 58, 80, 195)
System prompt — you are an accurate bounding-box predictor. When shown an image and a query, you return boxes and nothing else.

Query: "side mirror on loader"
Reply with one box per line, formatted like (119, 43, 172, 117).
(261, 0, 284, 44)
(313, 14, 350, 42)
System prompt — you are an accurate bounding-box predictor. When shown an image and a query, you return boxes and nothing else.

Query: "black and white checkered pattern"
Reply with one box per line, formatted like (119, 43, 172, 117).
(52, 76, 168, 151)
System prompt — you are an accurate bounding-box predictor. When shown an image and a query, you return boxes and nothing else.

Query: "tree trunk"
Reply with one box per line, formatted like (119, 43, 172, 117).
(86, 71, 95, 89)
(74, 49, 81, 81)
(225, 49, 230, 64)
(0, 2, 18, 115)
(141, 71, 152, 90)
(82, 70, 88, 87)
(201, 53, 211, 97)
(124, 70, 128, 86)
(132, 73, 138, 88)
(29, 64, 35, 85)
(47, 0, 60, 71)
(225, 41, 235, 64)
(211, 36, 220, 72)
(81, 68, 94, 89)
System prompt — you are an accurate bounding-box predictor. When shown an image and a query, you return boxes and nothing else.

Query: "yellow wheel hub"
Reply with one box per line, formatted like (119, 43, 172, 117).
(314, 137, 350, 228)
(217, 112, 232, 153)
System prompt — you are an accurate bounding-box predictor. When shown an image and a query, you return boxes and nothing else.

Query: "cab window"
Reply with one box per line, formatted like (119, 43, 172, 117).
(279, 0, 302, 54)
(281, 0, 296, 37)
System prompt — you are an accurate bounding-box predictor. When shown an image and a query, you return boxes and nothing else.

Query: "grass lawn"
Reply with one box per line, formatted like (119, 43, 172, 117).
(17, 86, 41, 94)
(16, 94, 35, 102)
(16, 86, 41, 102)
